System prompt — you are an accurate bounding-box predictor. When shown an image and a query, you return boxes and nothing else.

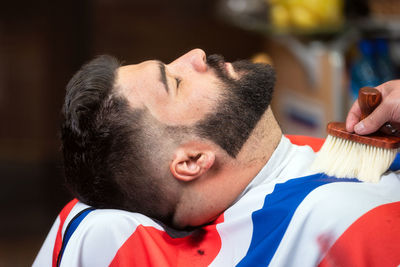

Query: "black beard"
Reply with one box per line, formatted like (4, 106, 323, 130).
(195, 54, 276, 157)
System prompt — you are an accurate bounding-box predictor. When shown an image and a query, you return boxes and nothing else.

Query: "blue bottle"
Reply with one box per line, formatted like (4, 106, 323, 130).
(349, 40, 381, 101)
(374, 38, 395, 84)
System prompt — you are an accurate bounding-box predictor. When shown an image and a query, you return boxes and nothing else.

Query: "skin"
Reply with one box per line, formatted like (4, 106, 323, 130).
(117, 49, 238, 125)
(115, 49, 282, 228)
(346, 80, 400, 135)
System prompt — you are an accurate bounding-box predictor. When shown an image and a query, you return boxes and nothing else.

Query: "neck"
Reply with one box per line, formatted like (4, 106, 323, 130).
(236, 107, 282, 168)
(225, 107, 282, 196)
(172, 107, 282, 229)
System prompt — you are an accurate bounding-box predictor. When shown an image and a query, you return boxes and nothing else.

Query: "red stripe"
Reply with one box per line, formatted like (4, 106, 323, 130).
(286, 135, 324, 152)
(109, 215, 224, 267)
(52, 198, 79, 267)
(50, 136, 321, 266)
(319, 201, 400, 267)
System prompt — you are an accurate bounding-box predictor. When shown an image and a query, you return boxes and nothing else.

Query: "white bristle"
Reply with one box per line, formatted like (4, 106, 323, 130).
(311, 135, 397, 183)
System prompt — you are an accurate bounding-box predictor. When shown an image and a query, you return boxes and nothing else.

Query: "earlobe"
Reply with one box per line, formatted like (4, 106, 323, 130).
(170, 149, 215, 182)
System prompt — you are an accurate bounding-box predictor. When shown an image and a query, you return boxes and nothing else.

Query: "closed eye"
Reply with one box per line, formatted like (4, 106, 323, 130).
(175, 77, 181, 88)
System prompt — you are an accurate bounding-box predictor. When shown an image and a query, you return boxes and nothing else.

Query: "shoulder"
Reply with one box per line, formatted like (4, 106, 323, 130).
(255, 172, 400, 245)
(293, 172, 400, 218)
(284, 172, 400, 246)
(267, 173, 400, 266)
(308, 172, 400, 204)
(81, 207, 161, 231)
(59, 203, 163, 266)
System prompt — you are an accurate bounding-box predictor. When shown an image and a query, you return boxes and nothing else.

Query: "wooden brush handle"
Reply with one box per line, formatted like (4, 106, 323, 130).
(326, 86, 400, 148)
(327, 122, 400, 148)
(358, 87, 382, 120)
(358, 87, 400, 137)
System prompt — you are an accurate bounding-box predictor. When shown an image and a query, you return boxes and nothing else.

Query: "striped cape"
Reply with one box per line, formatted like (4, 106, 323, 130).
(34, 136, 400, 267)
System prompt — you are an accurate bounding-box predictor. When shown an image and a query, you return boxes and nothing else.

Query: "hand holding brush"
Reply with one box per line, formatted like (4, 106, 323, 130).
(346, 80, 400, 136)
(311, 86, 400, 183)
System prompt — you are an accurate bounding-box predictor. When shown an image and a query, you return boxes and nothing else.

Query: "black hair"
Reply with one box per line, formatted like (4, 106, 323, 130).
(61, 55, 176, 222)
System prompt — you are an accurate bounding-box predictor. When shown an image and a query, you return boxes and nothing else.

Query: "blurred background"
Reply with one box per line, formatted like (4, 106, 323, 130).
(1, 0, 399, 265)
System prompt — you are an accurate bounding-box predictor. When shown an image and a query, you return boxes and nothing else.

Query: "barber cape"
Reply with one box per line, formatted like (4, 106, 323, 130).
(34, 136, 400, 267)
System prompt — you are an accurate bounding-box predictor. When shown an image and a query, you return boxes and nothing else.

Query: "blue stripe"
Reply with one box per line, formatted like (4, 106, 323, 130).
(57, 208, 94, 266)
(63, 209, 94, 246)
(389, 153, 400, 171)
(237, 173, 358, 266)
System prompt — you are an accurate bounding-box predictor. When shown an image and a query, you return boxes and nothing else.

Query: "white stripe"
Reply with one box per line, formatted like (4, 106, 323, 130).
(211, 184, 275, 266)
(60, 207, 163, 267)
(269, 173, 400, 267)
(211, 136, 317, 266)
(32, 201, 163, 267)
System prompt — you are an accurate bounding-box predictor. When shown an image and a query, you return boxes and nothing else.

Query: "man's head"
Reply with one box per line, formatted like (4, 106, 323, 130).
(61, 49, 277, 228)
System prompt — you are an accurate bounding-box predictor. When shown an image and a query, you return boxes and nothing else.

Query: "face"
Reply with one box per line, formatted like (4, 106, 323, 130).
(116, 49, 229, 126)
(195, 54, 275, 157)
(116, 49, 275, 156)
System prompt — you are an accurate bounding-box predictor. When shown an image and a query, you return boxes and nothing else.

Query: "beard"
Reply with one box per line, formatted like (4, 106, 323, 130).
(195, 54, 276, 157)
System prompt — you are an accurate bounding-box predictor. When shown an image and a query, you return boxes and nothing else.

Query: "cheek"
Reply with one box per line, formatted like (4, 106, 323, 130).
(159, 91, 218, 125)
(159, 100, 212, 125)
(178, 83, 221, 120)
(150, 76, 222, 125)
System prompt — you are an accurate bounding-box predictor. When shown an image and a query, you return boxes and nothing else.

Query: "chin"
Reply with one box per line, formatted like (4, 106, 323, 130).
(172, 213, 220, 231)
(170, 216, 193, 230)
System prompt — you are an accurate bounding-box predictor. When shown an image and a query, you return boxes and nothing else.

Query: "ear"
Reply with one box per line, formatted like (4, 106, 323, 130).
(170, 146, 216, 182)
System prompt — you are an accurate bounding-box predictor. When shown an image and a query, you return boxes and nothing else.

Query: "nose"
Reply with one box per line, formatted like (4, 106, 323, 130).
(170, 49, 207, 73)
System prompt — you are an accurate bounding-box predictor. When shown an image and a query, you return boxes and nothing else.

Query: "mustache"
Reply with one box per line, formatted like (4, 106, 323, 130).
(207, 54, 257, 78)
(206, 54, 231, 81)
(206, 54, 225, 68)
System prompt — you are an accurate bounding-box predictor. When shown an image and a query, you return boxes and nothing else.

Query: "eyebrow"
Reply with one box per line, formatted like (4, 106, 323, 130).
(157, 61, 169, 93)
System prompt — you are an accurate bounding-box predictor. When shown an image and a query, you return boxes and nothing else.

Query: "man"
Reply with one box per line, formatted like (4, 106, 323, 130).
(34, 49, 400, 267)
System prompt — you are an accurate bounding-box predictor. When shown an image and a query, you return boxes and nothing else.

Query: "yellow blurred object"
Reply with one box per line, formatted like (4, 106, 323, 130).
(267, 0, 344, 32)
(271, 5, 291, 28)
(290, 5, 316, 29)
(252, 53, 273, 65)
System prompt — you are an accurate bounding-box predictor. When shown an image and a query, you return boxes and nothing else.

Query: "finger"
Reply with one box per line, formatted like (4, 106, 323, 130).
(385, 95, 400, 123)
(354, 104, 388, 135)
(345, 100, 361, 132)
(375, 80, 400, 97)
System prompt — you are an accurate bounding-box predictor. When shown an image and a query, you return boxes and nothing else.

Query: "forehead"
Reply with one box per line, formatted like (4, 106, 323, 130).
(116, 61, 159, 108)
(114, 60, 223, 126)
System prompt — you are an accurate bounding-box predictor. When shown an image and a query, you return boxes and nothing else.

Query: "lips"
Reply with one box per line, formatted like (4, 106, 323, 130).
(206, 54, 238, 80)
(224, 62, 238, 79)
